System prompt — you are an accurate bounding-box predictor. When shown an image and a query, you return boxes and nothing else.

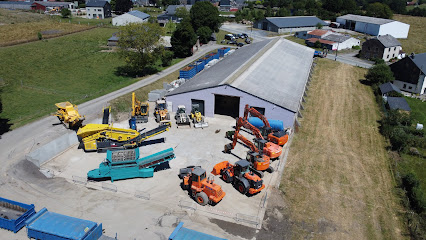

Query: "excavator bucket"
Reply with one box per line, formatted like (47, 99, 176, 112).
(194, 121, 209, 129)
(211, 161, 230, 176)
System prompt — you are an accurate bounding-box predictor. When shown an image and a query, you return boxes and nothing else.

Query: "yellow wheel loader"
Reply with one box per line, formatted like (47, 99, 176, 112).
(190, 104, 208, 129)
(53, 102, 85, 129)
(154, 98, 171, 126)
(132, 92, 149, 123)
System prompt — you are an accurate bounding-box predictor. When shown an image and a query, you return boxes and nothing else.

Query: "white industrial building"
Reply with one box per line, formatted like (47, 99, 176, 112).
(165, 38, 315, 129)
(112, 10, 150, 26)
(336, 14, 410, 38)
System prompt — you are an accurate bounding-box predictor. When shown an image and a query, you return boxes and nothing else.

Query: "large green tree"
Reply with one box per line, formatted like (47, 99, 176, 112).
(190, 1, 221, 32)
(365, 63, 394, 85)
(197, 26, 212, 44)
(171, 19, 197, 57)
(115, 0, 133, 14)
(366, 2, 393, 18)
(118, 22, 164, 73)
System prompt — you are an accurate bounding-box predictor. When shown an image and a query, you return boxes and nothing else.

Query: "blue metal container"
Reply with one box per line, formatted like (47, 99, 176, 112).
(0, 197, 35, 233)
(248, 117, 284, 131)
(169, 222, 227, 240)
(129, 117, 137, 130)
(25, 208, 102, 240)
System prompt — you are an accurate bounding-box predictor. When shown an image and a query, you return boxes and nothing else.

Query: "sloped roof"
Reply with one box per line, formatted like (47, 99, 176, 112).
(0, 1, 32, 5)
(379, 82, 401, 94)
(86, 1, 108, 7)
(307, 29, 328, 36)
(266, 16, 328, 28)
(127, 10, 150, 19)
(338, 14, 394, 25)
(377, 34, 401, 47)
(387, 97, 411, 111)
(409, 52, 426, 74)
(306, 38, 335, 45)
(165, 5, 192, 15)
(167, 38, 315, 112)
(322, 34, 351, 43)
(32, 1, 70, 7)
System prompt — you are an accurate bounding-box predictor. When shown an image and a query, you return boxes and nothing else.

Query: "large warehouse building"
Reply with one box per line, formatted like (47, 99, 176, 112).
(336, 14, 410, 38)
(254, 16, 328, 33)
(165, 38, 315, 129)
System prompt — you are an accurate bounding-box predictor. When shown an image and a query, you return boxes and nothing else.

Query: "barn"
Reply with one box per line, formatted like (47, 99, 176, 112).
(336, 14, 410, 39)
(254, 16, 328, 34)
(165, 38, 315, 129)
(112, 10, 150, 26)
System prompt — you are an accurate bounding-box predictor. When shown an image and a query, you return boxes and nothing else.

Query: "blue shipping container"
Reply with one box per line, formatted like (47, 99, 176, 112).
(169, 222, 227, 240)
(25, 208, 103, 240)
(0, 197, 36, 233)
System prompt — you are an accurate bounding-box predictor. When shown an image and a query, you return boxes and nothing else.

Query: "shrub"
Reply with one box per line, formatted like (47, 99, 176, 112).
(161, 50, 174, 67)
(314, 40, 321, 48)
(37, 32, 42, 40)
(352, 45, 360, 50)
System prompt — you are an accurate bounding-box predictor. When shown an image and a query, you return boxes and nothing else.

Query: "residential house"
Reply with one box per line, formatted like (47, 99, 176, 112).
(86, 1, 111, 19)
(321, 34, 360, 50)
(254, 16, 328, 33)
(379, 82, 402, 96)
(219, 0, 231, 11)
(157, 5, 192, 26)
(386, 97, 411, 112)
(299, 29, 360, 50)
(336, 14, 410, 38)
(390, 53, 426, 94)
(112, 10, 150, 26)
(360, 34, 401, 62)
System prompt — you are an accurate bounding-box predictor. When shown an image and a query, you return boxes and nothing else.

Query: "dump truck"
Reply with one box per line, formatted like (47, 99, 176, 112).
(180, 166, 226, 206)
(190, 104, 208, 128)
(132, 92, 149, 123)
(53, 102, 85, 129)
(175, 105, 191, 127)
(212, 160, 265, 195)
(154, 98, 170, 125)
(88, 148, 175, 182)
(243, 104, 289, 146)
(77, 123, 169, 152)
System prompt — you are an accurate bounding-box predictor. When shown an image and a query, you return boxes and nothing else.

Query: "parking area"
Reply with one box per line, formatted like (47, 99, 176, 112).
(41, 106, 287, 236)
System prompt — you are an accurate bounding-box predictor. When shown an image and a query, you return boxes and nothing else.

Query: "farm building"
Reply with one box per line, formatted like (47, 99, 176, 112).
(0, 1, 32, 10)
(300, 29, 360, 50)
(386, 97, 411, 112)
(86, 1, 111, 19)
(336, 14, 410, 38)
(165, 38, 315, 129)
(379, 82, 401, 96)
(254, 16, 328, 33)
(112, 10, 150, 26)
(157, 5, 192, 26)
(31, 1, 74, 12)
(360, 34, 402, 62)
(390, 53, 426, 94)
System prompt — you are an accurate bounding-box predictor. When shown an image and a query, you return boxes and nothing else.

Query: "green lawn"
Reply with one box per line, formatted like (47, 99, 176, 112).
(0, 28, 136, 128)
(405, 97, 426, 126)
(406, 3, 426, 11)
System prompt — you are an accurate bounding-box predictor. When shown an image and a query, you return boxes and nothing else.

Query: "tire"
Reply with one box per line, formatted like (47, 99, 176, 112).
(267, 166, 274, 173)
(156, 115, 160, 123)
(237, 180, 249, 195)
(195, 192, 209, 206)
(222, 170, 232, 183)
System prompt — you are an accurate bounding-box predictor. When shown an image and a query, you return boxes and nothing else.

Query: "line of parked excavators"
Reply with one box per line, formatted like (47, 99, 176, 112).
(53, 94, 289, 206)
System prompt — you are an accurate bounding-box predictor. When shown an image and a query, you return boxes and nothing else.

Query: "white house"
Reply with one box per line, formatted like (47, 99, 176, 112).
(86, 1, 111, 19)
(391, 53, 426, 95)
(301, 29, 360, 50)
(112, 10, 150, 26)
(336, 14, 410, 39)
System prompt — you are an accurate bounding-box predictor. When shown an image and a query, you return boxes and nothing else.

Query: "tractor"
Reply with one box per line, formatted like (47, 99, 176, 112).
(212, 160, 265, 195)
(180, 166, 226, 206)
(175, 105, 191, 128)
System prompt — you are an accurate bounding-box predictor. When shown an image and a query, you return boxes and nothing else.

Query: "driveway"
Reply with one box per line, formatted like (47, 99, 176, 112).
(326, 51, 374, 68)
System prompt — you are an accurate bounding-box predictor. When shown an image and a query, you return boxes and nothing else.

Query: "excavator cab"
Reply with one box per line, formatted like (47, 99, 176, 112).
(260, 126, 273, 139)
(234, 160, 250, 177)
(253, 138, 267, 152)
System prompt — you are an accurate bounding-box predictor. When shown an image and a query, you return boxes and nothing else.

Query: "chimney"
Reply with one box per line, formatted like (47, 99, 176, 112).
(411, 52, 415, 59)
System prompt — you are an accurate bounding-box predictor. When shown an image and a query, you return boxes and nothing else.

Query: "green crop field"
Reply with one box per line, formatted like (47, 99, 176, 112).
(0, 27, 137, 128)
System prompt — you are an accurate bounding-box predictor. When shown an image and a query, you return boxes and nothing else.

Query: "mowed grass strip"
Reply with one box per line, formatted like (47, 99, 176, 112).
(393, 14, 426, 54)
(0, 8, 47, 24)
(0, 27, 137, 128)
(282, 59, 404, 239)
(0, 20, 93, 46)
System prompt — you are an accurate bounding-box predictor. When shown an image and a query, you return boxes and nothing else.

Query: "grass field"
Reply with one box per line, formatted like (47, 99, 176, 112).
(0, 9, 47, 24)
(393, 14, 426, 54)
(406, 3, 426, 11)
(282, 59, 404, 239)
(405, 97, 426, 127)
(0, 27, 137, 128)
(133, 7, 163, 18)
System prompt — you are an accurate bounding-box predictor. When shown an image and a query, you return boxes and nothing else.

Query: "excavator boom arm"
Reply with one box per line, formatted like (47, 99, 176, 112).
(237, 117, 264, 140)
(243, 104, 271, 128)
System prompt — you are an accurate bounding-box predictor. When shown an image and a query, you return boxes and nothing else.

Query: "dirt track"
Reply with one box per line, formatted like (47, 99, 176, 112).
(282, 59, 405, 239)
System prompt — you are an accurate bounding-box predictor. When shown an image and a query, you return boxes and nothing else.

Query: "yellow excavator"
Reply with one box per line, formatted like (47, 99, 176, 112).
(53, 102, 85, 129)
(132, 92, 149, 123)
(77, 123, 169, 152)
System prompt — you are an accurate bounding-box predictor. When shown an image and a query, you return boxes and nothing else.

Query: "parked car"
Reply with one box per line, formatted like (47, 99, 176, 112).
(245, 38, 251, 44)
(227, 40, 237, 45)
(237, 42, 244, 47)
(241, 33, 248, 38)
(225, 34, 235, 41)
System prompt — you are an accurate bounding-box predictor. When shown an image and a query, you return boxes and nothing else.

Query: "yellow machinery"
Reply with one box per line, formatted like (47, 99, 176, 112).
(132, 92, 149, 123)
(154, 98, 170, 125)
(54, 102, 85, 129)
(77, 123, 169, 152)
(190, 104, 208, 128)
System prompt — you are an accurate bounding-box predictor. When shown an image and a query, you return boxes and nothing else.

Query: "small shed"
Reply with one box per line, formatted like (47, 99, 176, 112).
(107, 35, 119, 46)
(379, 82, 401, 96)
(386, 97, 411, 112)
(169, 222, 227, 240)
(112, 10, 150, 26)
(25, 208, 103, 240)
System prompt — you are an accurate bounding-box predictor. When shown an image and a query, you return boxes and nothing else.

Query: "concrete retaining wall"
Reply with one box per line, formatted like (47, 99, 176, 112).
(26, 132, 78, 167)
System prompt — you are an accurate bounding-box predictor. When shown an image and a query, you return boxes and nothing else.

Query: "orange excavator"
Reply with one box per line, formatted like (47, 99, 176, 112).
(243, 104, 289, 146)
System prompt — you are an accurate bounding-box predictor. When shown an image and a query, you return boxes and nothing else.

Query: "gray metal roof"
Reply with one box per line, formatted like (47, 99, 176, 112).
(165, 5, 192, 15)
(192, 167, 205, 176)
(0, 1, 32, 5)
(127, 10, 150, 19)
(379, 82, 401, 94)
(387, 97, 411, 111)
(32, 1, 71, 7)
(409, 52, 426, 74)
(167, 38, 314, 113)
(377, 34, 401, 48)
(108, 35, 119, 41)
(86, 1, 108, 7)
(337, 14, 394, 25)
(322, 34, 351, 43)
(266, 16, 328, 28)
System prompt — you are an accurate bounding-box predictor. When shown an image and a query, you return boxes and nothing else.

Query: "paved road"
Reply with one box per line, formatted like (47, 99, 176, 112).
(326, 51, 374, 68)
(220, 23, 271, 42)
